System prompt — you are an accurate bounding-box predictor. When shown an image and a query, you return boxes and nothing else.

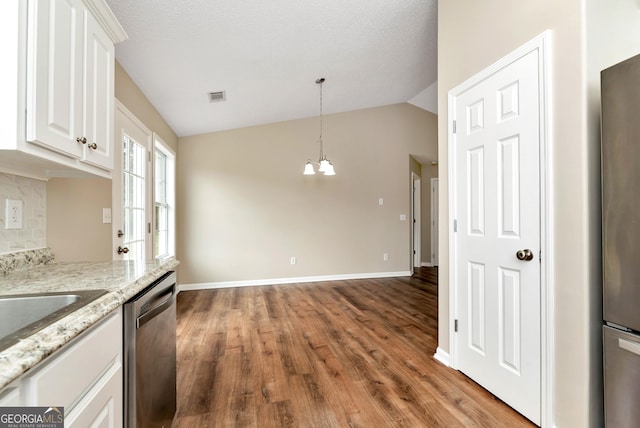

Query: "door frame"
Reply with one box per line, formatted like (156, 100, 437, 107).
(447, 31, 553, 426)
(411, 172, 421, 269)
(112, 99, 153, 260)
(431, 177, 439, 266)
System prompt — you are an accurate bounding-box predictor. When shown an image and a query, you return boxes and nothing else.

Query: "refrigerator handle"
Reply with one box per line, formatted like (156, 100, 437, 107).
(619, 338, 640, 356)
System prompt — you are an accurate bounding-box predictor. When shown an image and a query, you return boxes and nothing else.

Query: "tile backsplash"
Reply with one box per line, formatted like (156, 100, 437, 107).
(0, 173, 46, 254)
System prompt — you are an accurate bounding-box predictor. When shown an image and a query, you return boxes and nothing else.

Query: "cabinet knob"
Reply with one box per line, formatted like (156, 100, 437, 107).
(76, 137, 87, 144)
(88, 142, 97, 150)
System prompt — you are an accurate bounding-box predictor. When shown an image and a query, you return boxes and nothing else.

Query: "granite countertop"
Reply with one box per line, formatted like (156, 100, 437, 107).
(0, 255, 179, 389)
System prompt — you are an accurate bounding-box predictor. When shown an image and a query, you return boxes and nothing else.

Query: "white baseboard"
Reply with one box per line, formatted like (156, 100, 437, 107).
(433, 347, 450, 367)
(180, 270, 413, 291)
(421, 262, 434, 267)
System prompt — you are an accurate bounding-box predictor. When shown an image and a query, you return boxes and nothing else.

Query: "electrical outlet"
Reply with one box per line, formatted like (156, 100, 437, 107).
(383, 253, 389, 261)
(290, 257, 296, 265)
(5, 199, 23, 230)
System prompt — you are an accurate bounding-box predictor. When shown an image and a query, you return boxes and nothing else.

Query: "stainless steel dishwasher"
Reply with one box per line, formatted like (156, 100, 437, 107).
(124, 271, 177, 428)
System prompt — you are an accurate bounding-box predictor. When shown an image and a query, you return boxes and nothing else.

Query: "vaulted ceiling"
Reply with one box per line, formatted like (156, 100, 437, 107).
(106, 0, 438, 137)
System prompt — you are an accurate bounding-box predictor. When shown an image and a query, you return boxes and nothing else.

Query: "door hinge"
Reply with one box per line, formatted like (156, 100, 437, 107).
(454, 319, 459, 332)
(148, 151, 152, 162)
(453, 120, 457, 133)
(453, 219, 458, 232)
(148, 222, 151, 234)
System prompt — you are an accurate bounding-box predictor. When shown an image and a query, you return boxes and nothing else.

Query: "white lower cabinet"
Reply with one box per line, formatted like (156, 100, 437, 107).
(0, 308, 123, 426)
(0, 386, 21, 406)
(65, 363, 122, 428)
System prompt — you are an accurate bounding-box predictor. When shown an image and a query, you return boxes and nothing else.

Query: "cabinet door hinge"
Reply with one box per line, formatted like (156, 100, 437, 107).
(453, 219, 458, 232)
(454, 319, 459, 332)
(453, 120, 457, 133)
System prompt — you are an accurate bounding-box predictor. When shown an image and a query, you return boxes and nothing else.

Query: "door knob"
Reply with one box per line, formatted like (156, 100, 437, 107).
(516, 249, 534, 261)
(117, 246, 129, 255)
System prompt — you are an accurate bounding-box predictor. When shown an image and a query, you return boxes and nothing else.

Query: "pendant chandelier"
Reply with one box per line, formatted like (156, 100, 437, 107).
(303, 78, 335, 176)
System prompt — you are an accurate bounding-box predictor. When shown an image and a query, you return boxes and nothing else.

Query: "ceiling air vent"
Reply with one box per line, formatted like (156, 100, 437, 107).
(208, 91, 226, 102)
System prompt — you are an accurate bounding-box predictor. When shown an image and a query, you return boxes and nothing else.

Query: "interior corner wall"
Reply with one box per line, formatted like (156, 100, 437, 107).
(439, 1, 599, 426)
(177, 103, 437, 285)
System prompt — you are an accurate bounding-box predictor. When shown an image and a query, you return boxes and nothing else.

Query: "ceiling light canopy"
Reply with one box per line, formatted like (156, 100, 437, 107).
(304, 78, 335, 176)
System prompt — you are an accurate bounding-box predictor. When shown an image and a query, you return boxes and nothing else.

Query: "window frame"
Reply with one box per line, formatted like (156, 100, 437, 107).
(152, 133, 176, 259)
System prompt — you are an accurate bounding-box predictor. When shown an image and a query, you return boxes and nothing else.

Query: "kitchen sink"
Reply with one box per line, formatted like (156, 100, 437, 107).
(0, 289, 108, 352)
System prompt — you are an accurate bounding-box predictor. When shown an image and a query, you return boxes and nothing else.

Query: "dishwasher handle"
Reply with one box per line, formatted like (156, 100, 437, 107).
(136, 284, 176, 329)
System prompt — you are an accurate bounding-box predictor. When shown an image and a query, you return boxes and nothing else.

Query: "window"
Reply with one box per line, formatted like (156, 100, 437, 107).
(153, 134, 175, 259)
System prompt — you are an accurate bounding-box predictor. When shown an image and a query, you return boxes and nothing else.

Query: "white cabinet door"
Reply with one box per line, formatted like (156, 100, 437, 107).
(26, 0, 85, 159)
(0, 386, 21, 406)
(26, 0, 114, 171)
(65, 364, 122, 428)
(82, 10, 114, 170)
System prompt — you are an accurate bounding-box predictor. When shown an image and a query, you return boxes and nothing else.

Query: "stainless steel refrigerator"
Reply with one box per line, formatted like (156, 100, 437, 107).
(602, 52, 640, 428)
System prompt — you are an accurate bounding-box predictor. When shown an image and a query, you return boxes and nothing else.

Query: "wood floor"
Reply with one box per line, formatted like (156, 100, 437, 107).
(173, 268, 534, 427)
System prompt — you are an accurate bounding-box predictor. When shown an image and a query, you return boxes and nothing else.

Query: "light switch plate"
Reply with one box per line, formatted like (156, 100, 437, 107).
(400, 214, 407, 221)
(5, 199, 23, 229)
(102, 208, 112, 224)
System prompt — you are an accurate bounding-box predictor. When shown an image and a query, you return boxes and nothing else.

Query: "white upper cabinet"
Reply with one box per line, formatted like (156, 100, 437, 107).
(83, 10, 115, 170)
(26, 0, 85, 161)
(0, 0, 125, 179)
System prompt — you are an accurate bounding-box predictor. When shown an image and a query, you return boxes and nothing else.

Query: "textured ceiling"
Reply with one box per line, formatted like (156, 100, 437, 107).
(106, 0, 438, 137)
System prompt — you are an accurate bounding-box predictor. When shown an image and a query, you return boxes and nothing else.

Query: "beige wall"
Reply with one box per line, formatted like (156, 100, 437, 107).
(114, 62, 178, 153)
(177, 104, 437, 285)
(438, 1, 602, 426)
(46, 178, 112, 261)
(47, 61, 178, 262)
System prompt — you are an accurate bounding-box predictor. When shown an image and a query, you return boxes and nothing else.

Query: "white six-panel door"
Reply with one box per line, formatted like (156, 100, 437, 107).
(450, 47, 542, 424)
